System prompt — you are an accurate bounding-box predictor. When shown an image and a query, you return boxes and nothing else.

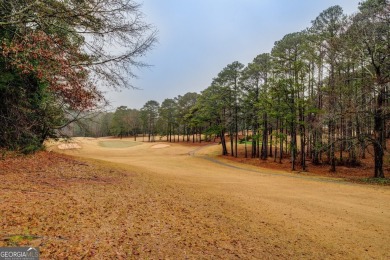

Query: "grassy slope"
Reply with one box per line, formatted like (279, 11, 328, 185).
(1, 146, 389, 259)
(0, 152, 281, 258)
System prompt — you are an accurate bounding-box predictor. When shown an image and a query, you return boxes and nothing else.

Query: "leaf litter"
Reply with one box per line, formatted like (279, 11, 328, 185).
(0, 151, 278, 258)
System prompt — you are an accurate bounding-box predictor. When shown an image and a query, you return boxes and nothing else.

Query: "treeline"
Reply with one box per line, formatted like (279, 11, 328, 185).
(69, 92, 199, 142)
(78, 1, 389, 178)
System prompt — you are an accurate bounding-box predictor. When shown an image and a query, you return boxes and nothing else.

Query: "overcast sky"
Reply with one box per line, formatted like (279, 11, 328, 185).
(106, 0, 361, 110)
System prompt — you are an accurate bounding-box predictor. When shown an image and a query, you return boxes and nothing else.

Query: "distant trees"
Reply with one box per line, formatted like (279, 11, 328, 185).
(193, 81, 230, 154)
(159, 99, 177, 141)
(64, 112, 113, 137)
(65, 92, 201, 142)
(110, 106, 141, 139)
(241, 53, 271, 159)
(215, 61, 244, 157)
(141, 100, 160, 142)
(176, 92, 199, 141)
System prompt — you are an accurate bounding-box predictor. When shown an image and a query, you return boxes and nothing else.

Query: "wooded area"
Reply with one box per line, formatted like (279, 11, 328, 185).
(0, 0, 389, 178)
(0, 0, 156, 152)
(69, 1, 390, 178)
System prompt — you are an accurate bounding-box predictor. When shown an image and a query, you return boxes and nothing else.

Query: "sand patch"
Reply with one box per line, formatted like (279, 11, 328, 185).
(151, 144, 170, 149)
(58, 143, 82, 150)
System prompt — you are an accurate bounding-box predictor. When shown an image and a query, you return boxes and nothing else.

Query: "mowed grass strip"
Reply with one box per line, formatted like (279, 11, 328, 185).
(98, 140, 141, 148)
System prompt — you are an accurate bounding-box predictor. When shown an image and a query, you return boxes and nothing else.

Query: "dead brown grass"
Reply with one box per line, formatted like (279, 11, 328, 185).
(1, 138, 389, 259)
(0, 151, 304, 259)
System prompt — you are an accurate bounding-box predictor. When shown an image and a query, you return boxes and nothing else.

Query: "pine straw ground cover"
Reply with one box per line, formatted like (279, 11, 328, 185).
(0, 151, 270, 259)
(219, 143, 390, 185)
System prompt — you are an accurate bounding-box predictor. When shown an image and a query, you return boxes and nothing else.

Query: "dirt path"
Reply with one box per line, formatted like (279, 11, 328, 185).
(50, 138, 390, 259)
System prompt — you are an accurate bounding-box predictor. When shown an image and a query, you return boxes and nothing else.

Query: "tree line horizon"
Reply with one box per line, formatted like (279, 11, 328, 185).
(70, 1, 389, 178)
(0, 0, 388, 178)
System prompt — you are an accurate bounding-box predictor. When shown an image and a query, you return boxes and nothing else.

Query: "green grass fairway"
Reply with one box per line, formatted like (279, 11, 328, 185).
(98, 140, 141, 148)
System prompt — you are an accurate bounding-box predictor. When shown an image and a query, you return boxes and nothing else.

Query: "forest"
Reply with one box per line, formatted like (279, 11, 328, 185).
(0, 0, 389, 178)
(67, 2, 390, 178)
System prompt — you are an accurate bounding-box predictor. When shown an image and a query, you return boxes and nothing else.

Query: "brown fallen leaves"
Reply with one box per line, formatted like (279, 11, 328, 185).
(0, 151, 273, 258)
(219, 144, 390, 184)
(0, 152, 135, 258)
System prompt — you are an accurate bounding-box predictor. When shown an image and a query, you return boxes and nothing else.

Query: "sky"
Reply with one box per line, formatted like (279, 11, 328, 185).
(105, 0, 361, 110)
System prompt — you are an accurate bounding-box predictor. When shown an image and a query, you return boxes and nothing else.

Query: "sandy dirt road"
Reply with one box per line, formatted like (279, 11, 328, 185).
(51, 138, 390, 259)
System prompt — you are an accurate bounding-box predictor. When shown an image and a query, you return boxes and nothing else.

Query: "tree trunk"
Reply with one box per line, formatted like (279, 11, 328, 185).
(330, 120, 336, 172)
(221, 130, 228, 155)
(244, 127, 248, 158)
(274, 119, 279, 162)
(300, 125, 306, 171)
(230, 128, 234, 156)
(299, 108, 306, 171)
(235, 104, 238, 158)
(374, 87, 385, 178)
(257, 129, 261, 159)
(312, 129, 320, 165)
(279, 126, 283, 163)
(291, 123, 296, 171)
(261, 113, 268, 160)
(269, 126, 273, 157)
